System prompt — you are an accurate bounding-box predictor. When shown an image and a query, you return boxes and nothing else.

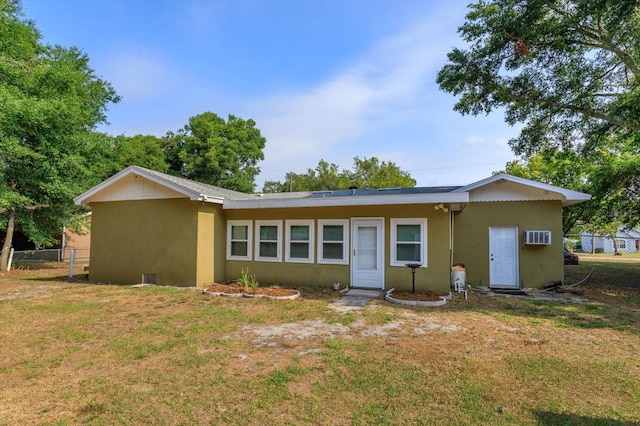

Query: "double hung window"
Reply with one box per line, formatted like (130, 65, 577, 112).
(255, 220, 282, 262)
(390, 218, 427, 267)
(226, 220, 252, 260)
(285, 220, 314, 263)
(617, 239, 627, 250)
(317, 220, 349, 265)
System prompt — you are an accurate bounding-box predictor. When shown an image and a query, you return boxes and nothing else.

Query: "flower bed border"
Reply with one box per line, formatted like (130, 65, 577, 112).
(384, 288, 450, 307)
(203, 288, 300, 300)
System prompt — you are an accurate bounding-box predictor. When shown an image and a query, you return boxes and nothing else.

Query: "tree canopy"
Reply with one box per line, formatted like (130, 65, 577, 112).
(0, 1, 267, 266)
(0, 0, 119, 269)
(163, 112, 266, 193)
(83, 133, 168, 183)
(438, 0, 640, 227)
(262, 157, 416, 193)
(504, 151, 594, 234)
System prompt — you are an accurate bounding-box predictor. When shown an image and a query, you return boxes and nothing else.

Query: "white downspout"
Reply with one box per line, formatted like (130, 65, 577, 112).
(450, 210, 454, 267)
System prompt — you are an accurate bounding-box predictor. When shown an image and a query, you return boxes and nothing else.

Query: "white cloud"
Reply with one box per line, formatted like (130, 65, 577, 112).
(463, 135, 488, 145)
(181, 1, 224, 39)
(463, 134, 512, 147)
(248, 9, 466, 186)
(102, 49, 174, 101)
(495, 137, 510, 147)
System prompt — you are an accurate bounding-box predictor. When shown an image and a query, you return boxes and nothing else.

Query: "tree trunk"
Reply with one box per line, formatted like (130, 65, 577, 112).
(0, 211, 17, 271)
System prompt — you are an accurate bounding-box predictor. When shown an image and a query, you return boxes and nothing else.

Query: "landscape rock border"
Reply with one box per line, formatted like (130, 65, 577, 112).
(384, 288, 450, 307)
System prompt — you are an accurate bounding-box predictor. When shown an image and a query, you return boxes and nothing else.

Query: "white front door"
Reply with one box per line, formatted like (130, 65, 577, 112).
(351, 219, 384, 289)
(489, 226, 519, 288)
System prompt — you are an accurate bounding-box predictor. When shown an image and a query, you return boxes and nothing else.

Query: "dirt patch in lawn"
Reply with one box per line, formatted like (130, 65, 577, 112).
(0, 267, 88, 300)
(235, 312, 467, 349)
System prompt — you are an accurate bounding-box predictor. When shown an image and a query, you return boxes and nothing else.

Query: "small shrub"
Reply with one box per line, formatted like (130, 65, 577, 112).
(239, 268, 258, 293)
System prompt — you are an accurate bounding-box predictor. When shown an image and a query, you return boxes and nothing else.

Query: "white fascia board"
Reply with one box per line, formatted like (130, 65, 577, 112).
(455, 173, 591, 206)
(198, 194, 225, 204)
(223, 192, 469, 210)
(626, 228, 640, 238)
(74, 166, 134, 205)
(74, 165, 203, 205)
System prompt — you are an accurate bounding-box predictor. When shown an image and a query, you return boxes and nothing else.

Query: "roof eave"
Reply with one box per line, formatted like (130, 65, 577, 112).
(561, 194, 592, 207)
(223, 192, 469, 210)
(74, 166, 204, 205)
(455, 173, 592, 207)
(198, 195, 225, 204)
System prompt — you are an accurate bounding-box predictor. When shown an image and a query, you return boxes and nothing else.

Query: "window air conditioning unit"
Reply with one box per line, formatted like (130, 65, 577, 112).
(524, 230, 551, 245)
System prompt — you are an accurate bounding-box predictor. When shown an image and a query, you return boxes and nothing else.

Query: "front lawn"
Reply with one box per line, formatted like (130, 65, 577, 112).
(0, 261, 638, 425)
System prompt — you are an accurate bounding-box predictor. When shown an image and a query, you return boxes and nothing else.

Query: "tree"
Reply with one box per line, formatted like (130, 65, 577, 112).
(262, 157, 416, 192)
(163, 112, 266, 193)
(0, 0, 119, 270)
(347, 157, 416, 189)
(262, 160, 350, 193)
(437, 0, 640, 225)
(82, 133, 168, 182)
(504, 150, 595, 233)
(503, 143, 640, 233)
(437, 0, 640, 152)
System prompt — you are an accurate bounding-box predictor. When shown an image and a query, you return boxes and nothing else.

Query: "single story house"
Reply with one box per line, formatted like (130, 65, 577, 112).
(581, 228, 640, 254)
(74, 166, 590, 291)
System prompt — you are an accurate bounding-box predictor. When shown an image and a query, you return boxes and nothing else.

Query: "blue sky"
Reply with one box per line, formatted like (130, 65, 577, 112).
(22, 0, 520, 189)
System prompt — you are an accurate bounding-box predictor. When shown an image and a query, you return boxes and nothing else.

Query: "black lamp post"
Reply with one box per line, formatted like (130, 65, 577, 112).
(406, 263, 421, 294)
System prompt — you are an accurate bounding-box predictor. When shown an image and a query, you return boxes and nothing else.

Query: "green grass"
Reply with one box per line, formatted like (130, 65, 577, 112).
(1, 263, 639, 425)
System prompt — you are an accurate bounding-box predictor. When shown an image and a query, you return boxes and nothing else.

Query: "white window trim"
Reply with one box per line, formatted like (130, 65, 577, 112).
(254, 220, 282, 262)
(390, 218, 427, 267)
(616, 239, 627, 250)
(317, 219, 349, 265)
(226, 220, 252, 261)
(285, 220, 315, 263)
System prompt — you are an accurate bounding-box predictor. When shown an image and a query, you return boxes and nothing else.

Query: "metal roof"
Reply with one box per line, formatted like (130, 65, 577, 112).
(75, 166, 590, 210)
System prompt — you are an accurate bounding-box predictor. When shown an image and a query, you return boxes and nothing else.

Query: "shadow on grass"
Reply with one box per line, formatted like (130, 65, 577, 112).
(10, 260, 640, 333)
(23, 273, 92, 284)
(20, 274, 344, 303)
(380, 261, 640, 334)
(533, 410, 640, 425)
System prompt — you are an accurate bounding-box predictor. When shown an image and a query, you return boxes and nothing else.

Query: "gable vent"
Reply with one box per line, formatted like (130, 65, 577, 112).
(524, 230, 551, 245)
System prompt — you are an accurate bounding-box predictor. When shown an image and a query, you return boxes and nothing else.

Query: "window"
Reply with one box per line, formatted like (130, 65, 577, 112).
(255, 220, 282, 262)
(226, 220, 252, 260)
(390, 218, 427, 267)
(617, 239, 627, 250)
(285, 220, 314, 263)
(317, 219, 349, 265)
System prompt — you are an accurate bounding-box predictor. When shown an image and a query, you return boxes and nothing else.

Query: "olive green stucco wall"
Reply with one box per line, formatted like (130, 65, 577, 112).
(90, 199, 223, 287)
(195, 204, 226, 286)
(452, 201, 563, 289)
(89, 195, 564, 291)
(224, 204, 452, 292)
(213, 206, 226, 284)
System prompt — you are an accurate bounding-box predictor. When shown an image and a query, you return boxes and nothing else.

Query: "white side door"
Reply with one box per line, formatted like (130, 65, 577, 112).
(351, 219, 384, 289)
(489, 226, 519, 288)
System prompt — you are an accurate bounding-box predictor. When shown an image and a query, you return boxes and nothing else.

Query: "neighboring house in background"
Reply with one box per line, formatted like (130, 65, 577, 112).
(62, 214, 91, 260)
(9, 222, 90, 257)
(74, 166, 590, 291)
(581, 228, 640, 254)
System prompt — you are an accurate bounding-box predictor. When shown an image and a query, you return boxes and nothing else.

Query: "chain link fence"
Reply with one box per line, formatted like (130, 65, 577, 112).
(565, 234, 640, 263)
(10, 247, 90, 270)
